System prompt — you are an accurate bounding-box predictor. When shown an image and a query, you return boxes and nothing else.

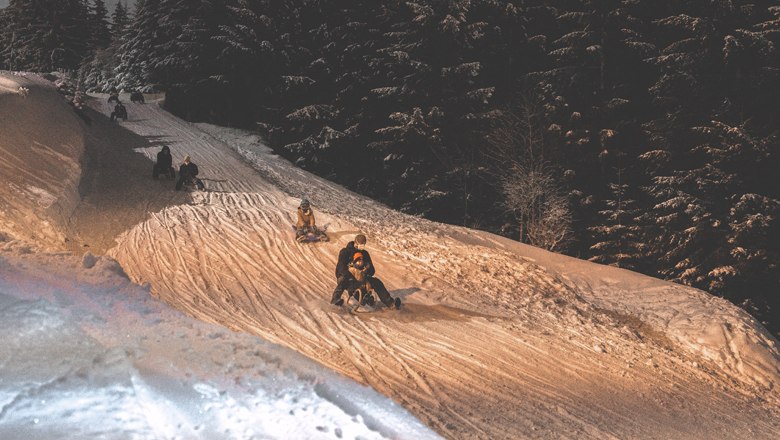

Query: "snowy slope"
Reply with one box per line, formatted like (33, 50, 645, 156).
(0, 243, 439, 440)
(2, 73, 780, 439)
(0, 74, 438, 439)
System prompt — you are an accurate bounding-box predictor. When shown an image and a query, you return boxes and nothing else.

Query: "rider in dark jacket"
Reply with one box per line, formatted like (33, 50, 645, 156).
(175, 155, 205, 190)
(331, 234, 400, 309)
(153, 146, 174, 179)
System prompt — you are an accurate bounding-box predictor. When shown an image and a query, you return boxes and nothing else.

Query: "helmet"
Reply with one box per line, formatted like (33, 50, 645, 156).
(352, 252, 363, 262)
(354, 234, 366, 245)
(300, 199, 310, 209)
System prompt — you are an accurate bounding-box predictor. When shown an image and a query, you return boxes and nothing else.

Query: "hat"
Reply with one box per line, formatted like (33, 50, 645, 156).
(355, 234, 366, 245)
(300, 198, 310, 209)
(184, 155, 190, 162)
(352, 252, 363, 262)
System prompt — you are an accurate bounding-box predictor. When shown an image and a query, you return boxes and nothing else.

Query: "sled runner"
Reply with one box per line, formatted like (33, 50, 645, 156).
(293, 225, 329, 243)
(347, 286, 401, 314)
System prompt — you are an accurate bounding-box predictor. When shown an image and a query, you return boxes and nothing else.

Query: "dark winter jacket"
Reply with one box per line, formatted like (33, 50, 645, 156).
(179, 162, 199, 179)
(336, 241, 375, 279)
(156, 149, 172, 169)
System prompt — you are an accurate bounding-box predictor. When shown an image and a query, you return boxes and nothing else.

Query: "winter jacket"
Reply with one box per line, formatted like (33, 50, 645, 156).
(296, 207, 316, 229)
(156, 150, 172, 169)
(179, 162, 199, 179)
(336, 242, 375, 279)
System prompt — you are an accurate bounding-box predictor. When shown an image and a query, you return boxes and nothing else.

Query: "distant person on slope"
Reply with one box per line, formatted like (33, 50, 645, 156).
(330, 234, 401, 309)
(153, 145, 175, 179)
(295, 199, 327, 242)
(110, 102, 127, 121)
(176, 155, 205, 191)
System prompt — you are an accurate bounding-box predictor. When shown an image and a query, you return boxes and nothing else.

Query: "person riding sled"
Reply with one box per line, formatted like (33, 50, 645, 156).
(110, 102, 126, 121)
(153, 145, 175, 179)
(295, 199, 326, 241)
(175, 155, 205, 191)
(330, 234, 401, 309)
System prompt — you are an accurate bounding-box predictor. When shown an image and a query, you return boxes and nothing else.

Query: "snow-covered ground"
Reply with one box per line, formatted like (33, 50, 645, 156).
(0, 74, 438, 439)
(1, 72, 779, 439)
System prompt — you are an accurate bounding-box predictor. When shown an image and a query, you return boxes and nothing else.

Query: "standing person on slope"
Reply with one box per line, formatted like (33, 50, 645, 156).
(330, 234, 401, 309)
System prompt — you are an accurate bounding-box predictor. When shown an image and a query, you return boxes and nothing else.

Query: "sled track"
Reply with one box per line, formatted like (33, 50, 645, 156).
(72, 98, 780, 439)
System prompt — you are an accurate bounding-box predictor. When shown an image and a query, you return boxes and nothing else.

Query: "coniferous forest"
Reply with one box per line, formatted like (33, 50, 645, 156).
(1, 0, 778, 334)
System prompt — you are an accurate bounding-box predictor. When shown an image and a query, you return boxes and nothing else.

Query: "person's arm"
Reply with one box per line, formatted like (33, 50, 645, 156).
(363, 251, 375, 277)
(193, 164, 199, 176)
(296, 209, 305, 228)
(310, 210, 316, 227)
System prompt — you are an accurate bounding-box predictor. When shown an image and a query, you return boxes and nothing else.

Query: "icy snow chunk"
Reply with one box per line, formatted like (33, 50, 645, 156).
(81, 252, 99, 269)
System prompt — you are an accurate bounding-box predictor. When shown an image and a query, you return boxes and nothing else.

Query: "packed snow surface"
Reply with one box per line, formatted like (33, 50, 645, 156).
(1, 72, 779, 439)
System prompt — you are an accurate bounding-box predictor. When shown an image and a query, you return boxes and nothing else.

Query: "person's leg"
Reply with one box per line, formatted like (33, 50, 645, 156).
(175, 175, 185, 190)
(153, 164, 159, 179)
(330, 275, 352, 305)
(367, 276, 396, 307)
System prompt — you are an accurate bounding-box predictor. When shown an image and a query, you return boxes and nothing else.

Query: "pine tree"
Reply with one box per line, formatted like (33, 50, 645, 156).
(114, 0, 163, 90)
(111, 1, 130, 35)
(88, 0, 111, 50)
(640, 1, 780, 322)
(1, 0, 92, 71)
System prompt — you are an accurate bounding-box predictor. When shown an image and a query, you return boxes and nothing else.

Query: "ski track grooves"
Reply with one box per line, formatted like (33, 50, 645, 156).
(73, 98, 780, 440)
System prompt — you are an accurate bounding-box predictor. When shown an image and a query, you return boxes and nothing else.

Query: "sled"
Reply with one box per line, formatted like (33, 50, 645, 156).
(347, 287, 401, 314)
(293, 225, 329, 243)
(348, 286, 377, 314)
(178, 178, 206, 192)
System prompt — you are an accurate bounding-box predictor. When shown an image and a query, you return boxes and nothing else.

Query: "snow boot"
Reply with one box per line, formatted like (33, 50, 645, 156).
(393, 297, 401, 310)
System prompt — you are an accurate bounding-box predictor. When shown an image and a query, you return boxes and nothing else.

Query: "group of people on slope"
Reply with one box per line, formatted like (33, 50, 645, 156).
(153, 145, 205, 191)
(295, 199, 401, 310)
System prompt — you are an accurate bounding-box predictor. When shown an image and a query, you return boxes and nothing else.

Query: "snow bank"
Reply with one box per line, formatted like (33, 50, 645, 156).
(487, 238, 780, 393)
(0, 244, 440, 439)
(0, 72, 84, 249)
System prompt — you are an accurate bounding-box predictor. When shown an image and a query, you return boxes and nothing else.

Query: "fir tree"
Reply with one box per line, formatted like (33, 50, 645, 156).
(88, 0, 111, 50)
(111, 1, 130, 36)
(1, 0, 92, 71)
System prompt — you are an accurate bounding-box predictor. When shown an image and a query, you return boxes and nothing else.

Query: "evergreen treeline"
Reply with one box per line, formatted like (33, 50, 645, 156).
(1, 0, 777, 334)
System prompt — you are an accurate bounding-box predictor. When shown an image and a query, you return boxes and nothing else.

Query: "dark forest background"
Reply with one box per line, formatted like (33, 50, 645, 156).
(1, 0, 778, 335)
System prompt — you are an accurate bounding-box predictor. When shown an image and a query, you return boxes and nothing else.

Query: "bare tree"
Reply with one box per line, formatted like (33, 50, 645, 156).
(484, 96, 572, 251)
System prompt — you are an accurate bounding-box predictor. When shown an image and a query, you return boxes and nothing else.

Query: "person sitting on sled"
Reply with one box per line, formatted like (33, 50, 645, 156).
(330, 234, 401, 309)
(295, 199, 317, 240)
(153, 145, 175, 179)
(175, 155, 205, 191)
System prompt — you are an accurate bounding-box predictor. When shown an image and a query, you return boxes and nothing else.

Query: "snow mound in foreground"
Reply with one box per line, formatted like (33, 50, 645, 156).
(0, 73, 84, 249)
(0, 244, 440, 440)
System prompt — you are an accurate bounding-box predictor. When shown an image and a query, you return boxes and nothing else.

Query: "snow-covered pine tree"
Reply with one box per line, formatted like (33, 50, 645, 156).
(114, 0, 163, 91)
(1, 0, 92, 71)
(641, 1, 780, 328)
(588, 165, 644, 269)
